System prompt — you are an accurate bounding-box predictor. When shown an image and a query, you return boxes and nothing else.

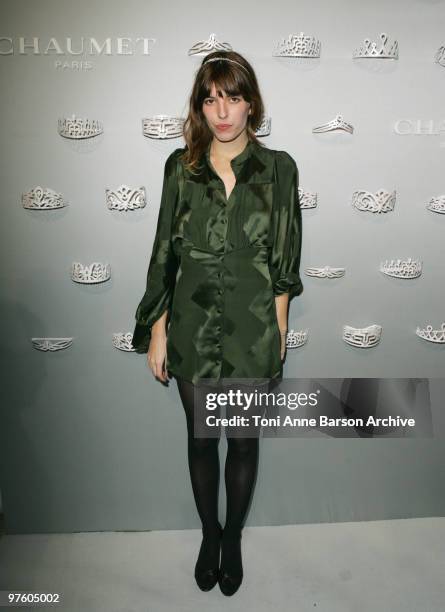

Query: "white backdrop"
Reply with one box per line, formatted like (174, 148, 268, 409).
(1, 0, 444, 533)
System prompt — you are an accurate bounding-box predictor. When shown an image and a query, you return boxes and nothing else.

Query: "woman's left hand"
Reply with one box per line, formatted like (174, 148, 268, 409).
(280, 330, 287, 361)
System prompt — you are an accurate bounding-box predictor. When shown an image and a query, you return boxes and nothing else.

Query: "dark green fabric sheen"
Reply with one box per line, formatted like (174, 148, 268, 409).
(131, 139, 303, 385)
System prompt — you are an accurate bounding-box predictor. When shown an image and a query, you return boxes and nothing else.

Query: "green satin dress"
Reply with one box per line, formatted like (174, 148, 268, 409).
(131, 139, 303, 385)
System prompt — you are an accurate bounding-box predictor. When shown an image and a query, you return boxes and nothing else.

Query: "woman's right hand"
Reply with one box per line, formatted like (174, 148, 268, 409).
(147, 312, 169, 382)
(147, 331, 168, 382)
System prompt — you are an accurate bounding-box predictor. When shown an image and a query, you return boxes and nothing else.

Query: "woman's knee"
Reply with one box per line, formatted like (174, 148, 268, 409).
(188, 435, 220, 454)
(227, 436, 258, 457)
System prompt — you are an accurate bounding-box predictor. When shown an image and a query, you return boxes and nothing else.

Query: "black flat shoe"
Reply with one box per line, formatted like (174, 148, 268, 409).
(218, 567, 243, 596)
(218, 528, 243, 596)
(194, 523, 223, 591)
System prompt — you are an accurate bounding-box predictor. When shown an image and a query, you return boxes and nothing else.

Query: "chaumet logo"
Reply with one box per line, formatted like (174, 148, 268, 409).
(0, 36, 156, 68)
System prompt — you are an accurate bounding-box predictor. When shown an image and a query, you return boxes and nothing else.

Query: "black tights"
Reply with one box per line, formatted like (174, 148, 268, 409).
(176, 376, 260, 535)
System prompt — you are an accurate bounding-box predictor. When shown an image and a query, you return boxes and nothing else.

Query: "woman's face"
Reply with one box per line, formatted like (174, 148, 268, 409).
(202, 82, 251, 142)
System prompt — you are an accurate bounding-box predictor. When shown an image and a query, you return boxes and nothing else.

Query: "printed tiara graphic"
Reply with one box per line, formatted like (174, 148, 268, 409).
(343, 324, 382, 348)
(426, 195, 445, 214)
(298, 187, 317, 209)
(352, 189, 396, 214)
(272, 32, 321, 58)
(71, 262, 111, 284)
(255, 116, 271, 137)
(305, 266, 346, 278)
(32, 338, 73, 351)
(416, 323, 445, 344)
(285, 329, 308, 349)
(142, 115, 184, 139)
(380, 258, 422, 279)
(22, 186, 68, 210)
(312, 114, 354, 134)
(58, 115, 103, 139)
(434, 45, 445, 67)
(188, 33, 232, 56)
(113, 333, 136, 351)
(106, 185, 147, 211)
(352, 33, 399, 59)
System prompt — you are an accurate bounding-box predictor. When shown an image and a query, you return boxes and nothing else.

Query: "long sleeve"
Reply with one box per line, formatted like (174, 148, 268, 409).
(131, 150, 180, 353)
(268, 151, 304, 301)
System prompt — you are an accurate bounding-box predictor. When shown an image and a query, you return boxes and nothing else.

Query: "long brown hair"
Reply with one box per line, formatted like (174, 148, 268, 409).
(180, 50, 266, 174)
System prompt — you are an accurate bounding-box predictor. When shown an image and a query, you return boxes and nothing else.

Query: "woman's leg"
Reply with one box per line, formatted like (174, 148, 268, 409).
(176, 377, 222, 587)
(219, 380, 267, 595)
(219, 436, 259, 592)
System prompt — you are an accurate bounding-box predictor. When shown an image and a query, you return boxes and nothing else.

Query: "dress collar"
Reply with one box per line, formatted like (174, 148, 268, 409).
(204, 138, 256, 170)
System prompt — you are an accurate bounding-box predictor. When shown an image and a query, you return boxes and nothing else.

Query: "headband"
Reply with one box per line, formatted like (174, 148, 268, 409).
(202, 56, 250, 74)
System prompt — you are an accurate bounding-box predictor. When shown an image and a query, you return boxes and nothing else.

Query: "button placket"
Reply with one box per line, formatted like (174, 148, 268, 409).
(215, 187, 229, 248)
(202, 144, 251, 381)
(217, 174, 234, 375)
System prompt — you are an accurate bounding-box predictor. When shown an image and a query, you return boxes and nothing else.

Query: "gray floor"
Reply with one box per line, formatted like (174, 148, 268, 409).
(0, 517, 443, 611)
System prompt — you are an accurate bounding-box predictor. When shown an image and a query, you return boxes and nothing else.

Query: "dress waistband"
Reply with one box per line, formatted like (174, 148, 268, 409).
(180, 243, 269, 261)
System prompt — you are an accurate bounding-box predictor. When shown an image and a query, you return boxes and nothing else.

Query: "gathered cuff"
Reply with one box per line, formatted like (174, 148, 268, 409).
(131, 322, 152, 353)
(272, 275, 304, 300)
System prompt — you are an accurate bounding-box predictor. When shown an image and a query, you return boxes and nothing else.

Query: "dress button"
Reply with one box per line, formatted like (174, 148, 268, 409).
(218, 289, 223, 295)
(219, 237, 224, 243)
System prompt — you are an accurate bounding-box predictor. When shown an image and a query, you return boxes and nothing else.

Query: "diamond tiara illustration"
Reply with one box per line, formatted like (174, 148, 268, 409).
(353, 33, 399, 59)
(305, 266, 346, 278)
(188, 33, 232, 56)
(255, 116, 271, 136)
(380, 258, 422, 279)
(22, 186, 68, 210)
(434, 45, 445, 67)
(272, 32, 321, 58)
(106, 185, 147, 211)
(352, 189, 396, 214)
(142, 115, 184, 139)
(416, 323, 445, 344)
(312, 114, 354, 134)
(298, 188, 317, 209)
(32, 338, 73, 351)
(285, 329, 308, 349)
(58, 115, 103, 139)
(71, 262, 111, 284)
(343, 324, 382, 348)
(426, 195, 445, 214)
(113, 333, 136, 351)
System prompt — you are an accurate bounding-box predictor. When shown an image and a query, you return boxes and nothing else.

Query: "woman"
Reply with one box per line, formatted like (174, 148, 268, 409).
(131, 50, 303, 596)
